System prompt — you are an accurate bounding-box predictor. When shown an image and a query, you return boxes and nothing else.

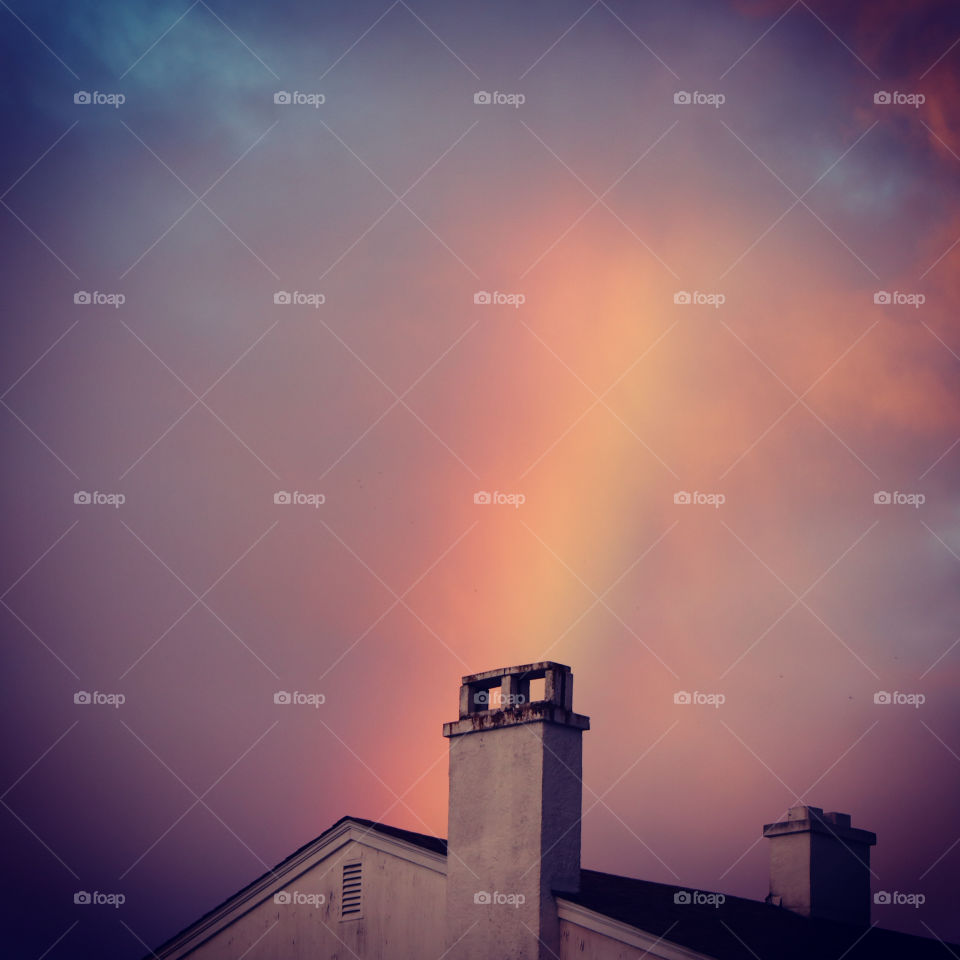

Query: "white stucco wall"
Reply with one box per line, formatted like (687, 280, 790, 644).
(558, 915, 717, 960)
(445, 720, 583, 959)
(561, 921, 648, 959)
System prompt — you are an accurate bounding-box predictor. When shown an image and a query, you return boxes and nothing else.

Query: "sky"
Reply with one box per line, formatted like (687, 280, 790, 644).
(1, 0, 959, 956)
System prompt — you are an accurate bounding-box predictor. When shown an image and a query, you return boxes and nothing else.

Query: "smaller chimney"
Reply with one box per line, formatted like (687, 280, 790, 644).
(763, 805, 876, 926)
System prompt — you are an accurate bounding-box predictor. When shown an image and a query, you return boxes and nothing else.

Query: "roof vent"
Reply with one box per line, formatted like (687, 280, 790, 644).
(340, 861, 362, 920)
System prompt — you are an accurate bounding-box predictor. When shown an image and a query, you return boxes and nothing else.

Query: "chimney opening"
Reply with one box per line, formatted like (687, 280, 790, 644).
(469, 680, 500, 712)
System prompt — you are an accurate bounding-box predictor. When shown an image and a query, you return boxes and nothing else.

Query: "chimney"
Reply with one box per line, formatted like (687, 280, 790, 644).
(443, 662, 590, 960)
(762, 805, 876, 926)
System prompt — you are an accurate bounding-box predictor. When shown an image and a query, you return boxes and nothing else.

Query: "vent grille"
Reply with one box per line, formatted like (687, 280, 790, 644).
(340, 861, 362, 919)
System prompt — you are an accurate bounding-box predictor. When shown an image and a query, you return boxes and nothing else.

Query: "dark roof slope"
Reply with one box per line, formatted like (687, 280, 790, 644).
(563, 869, 955, 960)
(339, 815, 448, 856)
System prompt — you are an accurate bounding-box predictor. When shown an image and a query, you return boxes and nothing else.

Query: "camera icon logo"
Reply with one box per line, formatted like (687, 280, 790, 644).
(473, 690, 490, 705)
(74, 291, 91, 304)
(674, 91, 692, 105)
(474, 891, 492, 904)
(873, 291, 891, 304)
(74, 491, 92, 505)
(874, 691, 892, 705)
(274, 691, 292, 705)
(874, 891, 892, 904)
(274, 291, 292, 305)
(474, 491, 492, 504)
(474, 291, 492, 305)
(673, 291, 692, 305)
(673, 491, 691, 504)
(274, 91, 291, 104)
(674, 891, 692, 904)
(74, 891, 92, 904)
(74, 691, 92, 704)
(874, 92, 891, 105)
(274, 491, 292, 505)
(74, 91, 91, 105)
(473, 91, 491, 105)
(873, 491, 891, 505)
(274, 891, 292, 904)
(673, 691, 692, 704)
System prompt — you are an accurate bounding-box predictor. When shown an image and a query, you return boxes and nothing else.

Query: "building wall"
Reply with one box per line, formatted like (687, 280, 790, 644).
(446, 720, 583, 959)
(560, 921, 643, 959)
(767, 831, 812, 916)
(180, 841, 446, 960)
(559, 920, 697, 960)
(809, 831, 872, 925)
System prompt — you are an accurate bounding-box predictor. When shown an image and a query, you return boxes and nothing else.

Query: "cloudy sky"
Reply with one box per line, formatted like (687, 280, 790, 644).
(1, 0, 959, 956)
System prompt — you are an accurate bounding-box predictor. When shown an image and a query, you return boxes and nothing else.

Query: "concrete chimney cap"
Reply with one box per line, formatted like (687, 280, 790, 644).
(458, 661, 572, 685)
(762, 805, 876, 846)
(443, 662, 589, 736)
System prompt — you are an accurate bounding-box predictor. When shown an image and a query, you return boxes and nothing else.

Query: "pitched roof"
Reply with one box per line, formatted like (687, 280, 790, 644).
(150, 816, 446, 958)
(152, 817, 954, 960)
(564, 869, 954, 960)
(331, 815, 448, 856)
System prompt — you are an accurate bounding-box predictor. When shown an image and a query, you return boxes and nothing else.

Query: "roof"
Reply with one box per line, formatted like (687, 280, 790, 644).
(150, 816, 447, 958)
(564, 869, 954, 960)
(152, 817, 954, 960)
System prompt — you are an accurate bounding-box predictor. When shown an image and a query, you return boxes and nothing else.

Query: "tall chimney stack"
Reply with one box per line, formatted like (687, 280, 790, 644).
(443, 662, 590, 960)
(763, 805, 876, 926)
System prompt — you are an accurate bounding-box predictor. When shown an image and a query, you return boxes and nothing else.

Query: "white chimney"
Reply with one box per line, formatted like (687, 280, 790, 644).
(763, 805, 876, 926)
(443, 662, 590, 960)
